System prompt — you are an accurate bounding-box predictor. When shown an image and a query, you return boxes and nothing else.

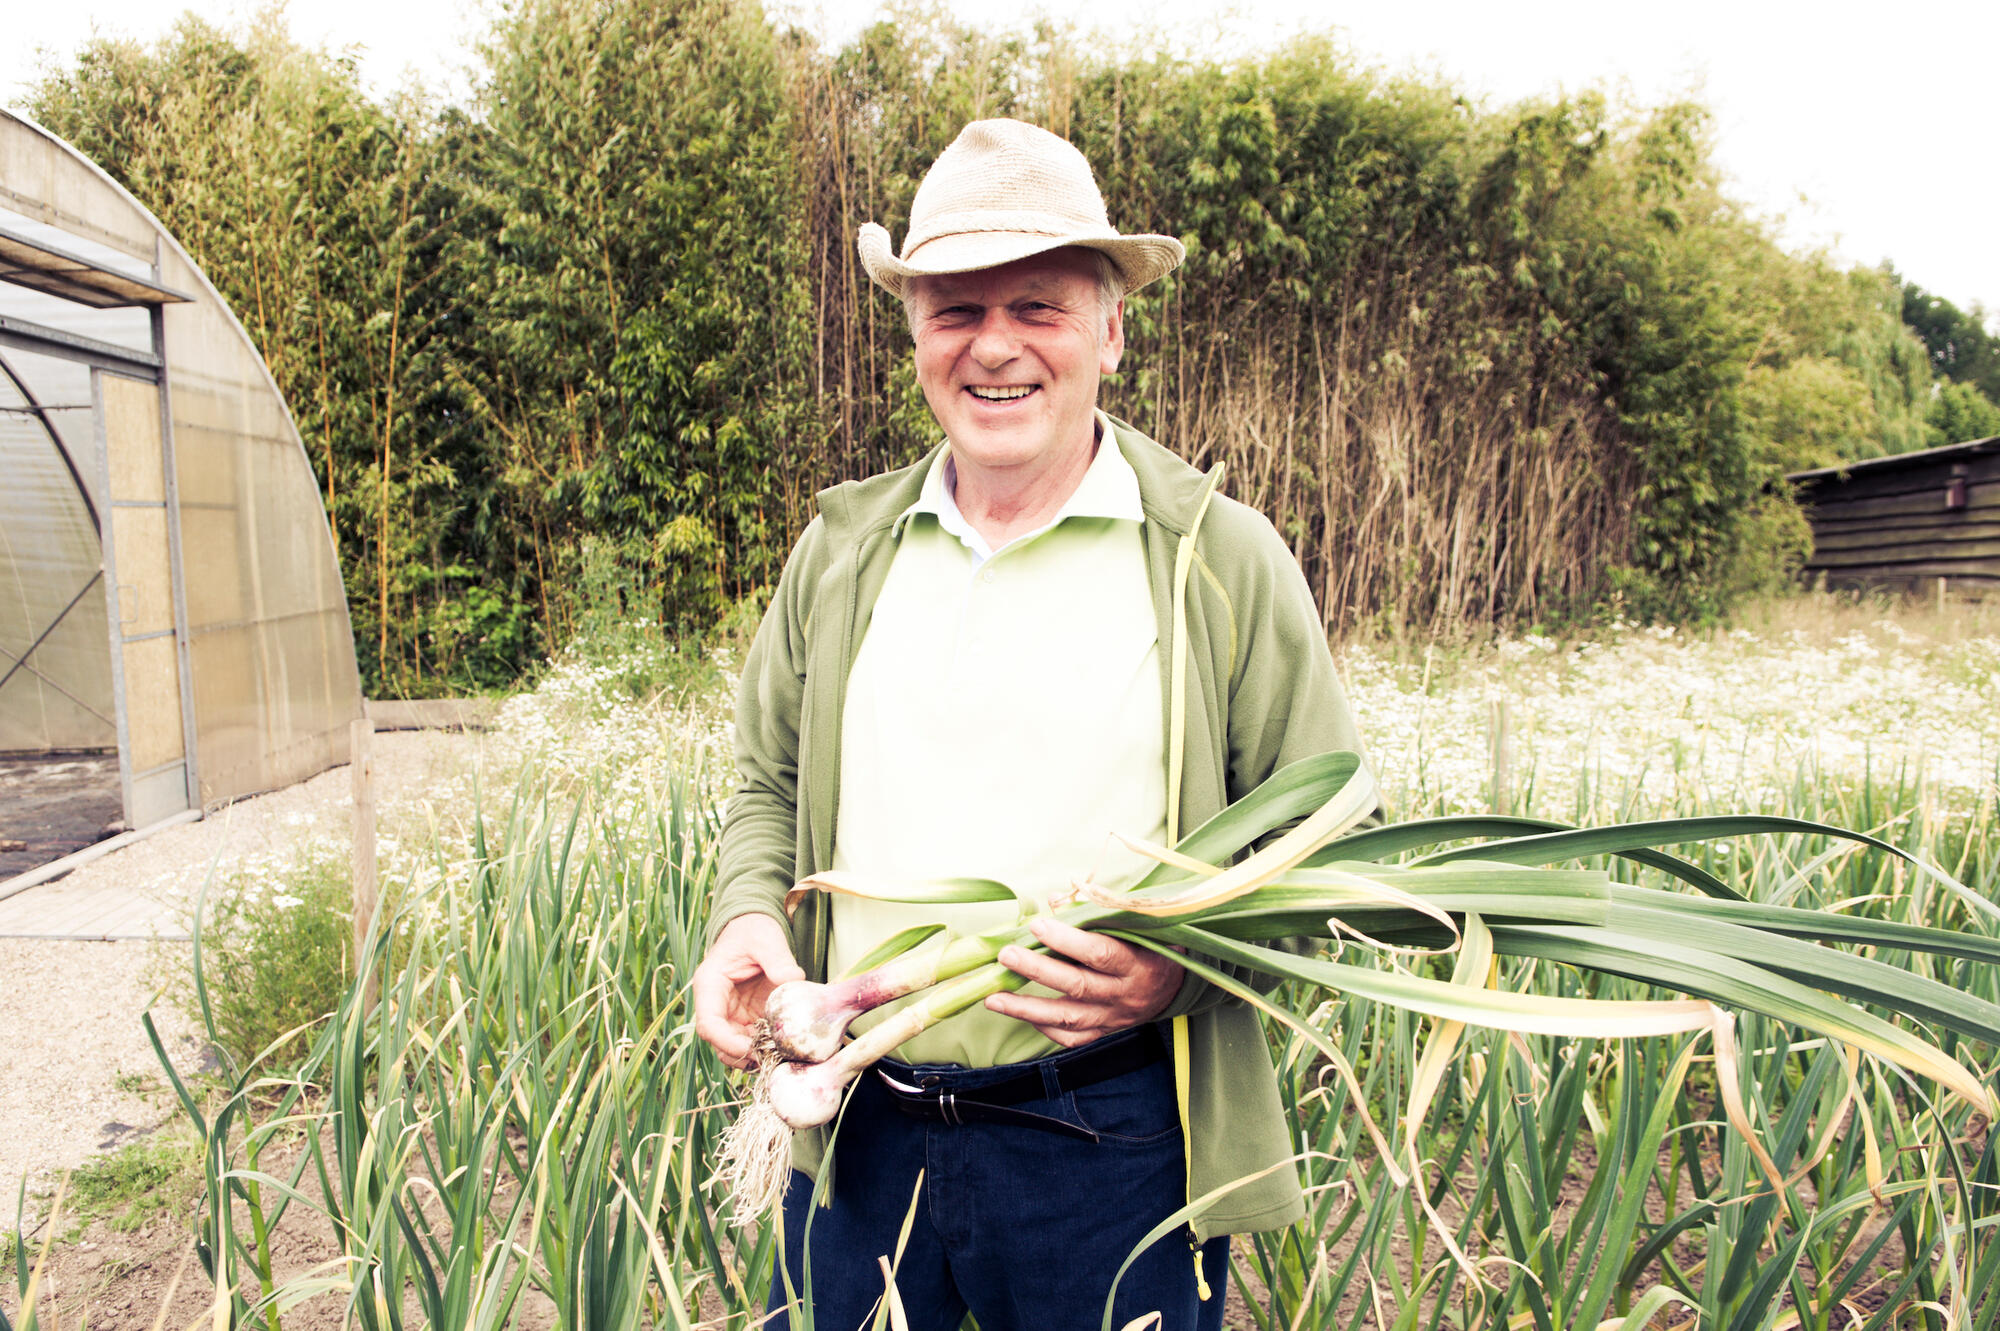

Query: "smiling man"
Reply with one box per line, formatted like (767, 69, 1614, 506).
(694, 119, 1367, 1331)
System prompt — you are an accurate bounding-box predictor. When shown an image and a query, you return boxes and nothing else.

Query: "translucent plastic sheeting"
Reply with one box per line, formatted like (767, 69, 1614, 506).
(0, 363, 114, 751)
(161, 239, 357, 804)
(0, 280, 153, 355)
(157, 235, 357, 804)
(4, 346, 100, 512)
(0, 119, 158, 264)
(0, 201, 159, 279)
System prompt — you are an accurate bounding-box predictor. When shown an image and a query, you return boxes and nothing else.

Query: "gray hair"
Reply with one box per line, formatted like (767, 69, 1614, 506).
(1083, 249, 1125, 332)
(902, 247, 1126, 340)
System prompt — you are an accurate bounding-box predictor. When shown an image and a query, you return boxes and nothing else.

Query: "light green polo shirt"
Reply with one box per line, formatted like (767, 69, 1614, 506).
(829, 416, 1169, 1067)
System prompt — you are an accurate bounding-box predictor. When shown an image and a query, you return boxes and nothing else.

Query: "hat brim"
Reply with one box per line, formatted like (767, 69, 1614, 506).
(858, 222, 1184, 299)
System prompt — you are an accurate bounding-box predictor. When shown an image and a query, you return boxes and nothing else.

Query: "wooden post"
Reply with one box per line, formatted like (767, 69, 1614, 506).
(350, 716, 379, 1011)
(1488, 697, 1511, 814)
(1935, 576, 1948, 616)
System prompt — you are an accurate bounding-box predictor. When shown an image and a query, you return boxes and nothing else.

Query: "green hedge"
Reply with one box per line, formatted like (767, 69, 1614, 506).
(27, 2, 1962, 691)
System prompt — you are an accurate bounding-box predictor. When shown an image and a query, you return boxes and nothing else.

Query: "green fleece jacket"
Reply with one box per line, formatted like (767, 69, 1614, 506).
(710, 414, 1367, 1239)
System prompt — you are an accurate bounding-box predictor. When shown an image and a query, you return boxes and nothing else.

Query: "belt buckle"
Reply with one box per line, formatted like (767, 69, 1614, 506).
(919, 1074, 963, 1127)
(877, 1068, 925, 1095)
(878, 1068, 964, 1126)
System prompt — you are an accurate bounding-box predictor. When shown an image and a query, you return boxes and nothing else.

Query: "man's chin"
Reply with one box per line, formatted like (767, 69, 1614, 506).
(944, 428, 1039, 468)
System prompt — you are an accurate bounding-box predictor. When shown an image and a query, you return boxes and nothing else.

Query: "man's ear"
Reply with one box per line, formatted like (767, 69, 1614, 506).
(1101, 299, 1126, 374)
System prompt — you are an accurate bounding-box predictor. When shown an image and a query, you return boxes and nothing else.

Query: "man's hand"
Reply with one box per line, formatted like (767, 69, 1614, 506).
(985, 916, 1183, 1047)
(693, 914, 806, 1070)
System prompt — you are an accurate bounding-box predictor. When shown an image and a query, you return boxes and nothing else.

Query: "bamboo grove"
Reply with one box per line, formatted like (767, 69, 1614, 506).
(22, 0, 1974, 694)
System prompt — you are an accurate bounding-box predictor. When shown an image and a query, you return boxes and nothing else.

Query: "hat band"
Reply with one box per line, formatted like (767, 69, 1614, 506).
(902, 207, 1115, 258)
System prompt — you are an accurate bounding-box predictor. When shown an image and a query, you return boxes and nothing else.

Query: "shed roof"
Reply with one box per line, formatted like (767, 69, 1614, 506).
(1788, 436, 2000, 487)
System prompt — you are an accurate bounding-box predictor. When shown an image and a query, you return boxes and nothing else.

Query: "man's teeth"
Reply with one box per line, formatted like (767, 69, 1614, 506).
(968, 386, 1035, 401)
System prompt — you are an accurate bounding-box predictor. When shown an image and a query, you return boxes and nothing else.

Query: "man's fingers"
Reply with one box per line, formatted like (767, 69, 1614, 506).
(727, 914, 806, 986)
(691, 914, 806, 1070)
(985, 991, 1106, 1046)
(1026, 915, 1131, 972)
(998, 942, 1113, 999)
(695, 1012, 753, 1066)
(756, 948, 807, 987)
(692, 969, 752, 1059)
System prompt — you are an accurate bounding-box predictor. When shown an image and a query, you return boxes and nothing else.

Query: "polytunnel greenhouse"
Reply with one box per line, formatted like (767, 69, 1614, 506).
(0, 107, 360, 844)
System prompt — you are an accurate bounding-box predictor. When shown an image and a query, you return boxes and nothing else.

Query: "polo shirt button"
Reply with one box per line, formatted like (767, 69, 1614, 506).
(981, 568, 997, 584)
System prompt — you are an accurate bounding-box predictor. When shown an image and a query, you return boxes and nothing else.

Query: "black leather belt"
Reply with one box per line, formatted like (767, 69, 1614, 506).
(872, 1025, 1167, 1143)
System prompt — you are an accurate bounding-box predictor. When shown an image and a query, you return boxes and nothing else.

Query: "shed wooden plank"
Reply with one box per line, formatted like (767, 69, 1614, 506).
(1804, 556, 2000, 580)
(1807, 538, 2000, 568)
(1812, 520, 2000, 553)
(1792, 452, 2000, 499)
(1802, 482, 2000, 523)
(1816, 573, 2000, 597)
(1810, 508, 2000, 536)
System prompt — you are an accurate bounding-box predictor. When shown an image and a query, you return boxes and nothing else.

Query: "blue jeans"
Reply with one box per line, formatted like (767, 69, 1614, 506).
(766, 1038, 1231, 1331)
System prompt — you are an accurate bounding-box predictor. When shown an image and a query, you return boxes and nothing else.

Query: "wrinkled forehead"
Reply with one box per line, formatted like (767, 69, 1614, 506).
(905, 249, 1102, 306)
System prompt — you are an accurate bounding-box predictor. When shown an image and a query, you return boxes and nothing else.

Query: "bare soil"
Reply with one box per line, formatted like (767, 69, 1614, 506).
(0, 753, 122, 878)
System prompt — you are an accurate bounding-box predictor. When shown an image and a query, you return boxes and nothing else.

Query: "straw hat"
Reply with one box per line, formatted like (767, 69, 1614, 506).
(858, 119, 1185, 298)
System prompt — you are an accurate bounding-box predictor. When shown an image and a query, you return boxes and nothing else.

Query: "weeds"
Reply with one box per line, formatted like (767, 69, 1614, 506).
(109, 1072, 158, 1098)
(61, 1134, 200, 1237)
(163, 845, 355, 1072)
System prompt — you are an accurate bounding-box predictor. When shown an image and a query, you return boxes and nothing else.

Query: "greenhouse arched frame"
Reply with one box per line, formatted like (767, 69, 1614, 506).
(1, 107, 361, 838)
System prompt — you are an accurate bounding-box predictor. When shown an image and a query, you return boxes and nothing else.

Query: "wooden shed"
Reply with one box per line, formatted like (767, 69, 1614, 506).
(1788, 436, 2000, 597)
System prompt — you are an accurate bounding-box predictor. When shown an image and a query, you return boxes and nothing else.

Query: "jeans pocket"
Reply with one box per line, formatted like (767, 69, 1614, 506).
(1065, 1061, 1181, 1146)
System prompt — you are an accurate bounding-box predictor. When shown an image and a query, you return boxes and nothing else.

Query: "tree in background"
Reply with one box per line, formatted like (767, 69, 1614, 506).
(1927, 380, 2000, 445)
(27, 3, 1984, 686)
(1903, 280, 2000, 401)
(446, 0, 812, 642)
(1900, 279, 2000, 445)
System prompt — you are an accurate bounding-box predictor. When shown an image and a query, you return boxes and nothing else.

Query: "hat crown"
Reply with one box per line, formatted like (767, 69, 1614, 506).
(903, 119, 1115, 260)
(855, 116, 1183, 297)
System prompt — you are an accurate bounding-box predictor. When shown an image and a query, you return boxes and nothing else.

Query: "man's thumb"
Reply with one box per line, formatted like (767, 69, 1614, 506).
(752, 921, 806, 983)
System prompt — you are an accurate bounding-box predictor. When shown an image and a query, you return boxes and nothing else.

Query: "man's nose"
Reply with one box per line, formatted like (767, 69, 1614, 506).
(969, 310, 1020, 367)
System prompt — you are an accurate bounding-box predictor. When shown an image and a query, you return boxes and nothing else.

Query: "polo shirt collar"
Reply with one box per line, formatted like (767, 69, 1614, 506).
(892, 410, 1144, 557)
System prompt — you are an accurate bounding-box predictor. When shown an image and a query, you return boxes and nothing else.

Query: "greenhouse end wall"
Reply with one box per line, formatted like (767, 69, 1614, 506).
(0, 107, 361, 819)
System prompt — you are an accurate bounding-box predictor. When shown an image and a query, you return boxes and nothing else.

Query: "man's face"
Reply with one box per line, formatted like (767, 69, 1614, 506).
(906, 249, 1124, 480)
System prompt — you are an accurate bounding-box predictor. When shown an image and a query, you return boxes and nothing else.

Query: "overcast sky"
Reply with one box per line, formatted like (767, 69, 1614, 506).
(6, 0, 1996, 321)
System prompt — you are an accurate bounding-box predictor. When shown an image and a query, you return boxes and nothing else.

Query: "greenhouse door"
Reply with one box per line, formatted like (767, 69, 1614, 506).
(96, 368, 194, 826)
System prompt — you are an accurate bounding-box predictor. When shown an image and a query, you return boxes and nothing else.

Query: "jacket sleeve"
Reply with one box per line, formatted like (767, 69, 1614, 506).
(706, 518, 823, 952)
(1157, 509, 1372, 1021)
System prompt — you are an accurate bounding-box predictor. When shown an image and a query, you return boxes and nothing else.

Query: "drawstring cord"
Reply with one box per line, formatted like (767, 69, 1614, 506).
(1167, 463, 1223, 1300)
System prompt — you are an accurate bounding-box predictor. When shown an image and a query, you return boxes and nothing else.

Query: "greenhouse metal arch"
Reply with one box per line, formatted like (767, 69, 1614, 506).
(0, 107, 361, 835)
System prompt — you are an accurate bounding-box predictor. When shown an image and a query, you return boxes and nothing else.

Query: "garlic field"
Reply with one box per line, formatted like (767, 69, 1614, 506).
(26, 598, 1997, 1330)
